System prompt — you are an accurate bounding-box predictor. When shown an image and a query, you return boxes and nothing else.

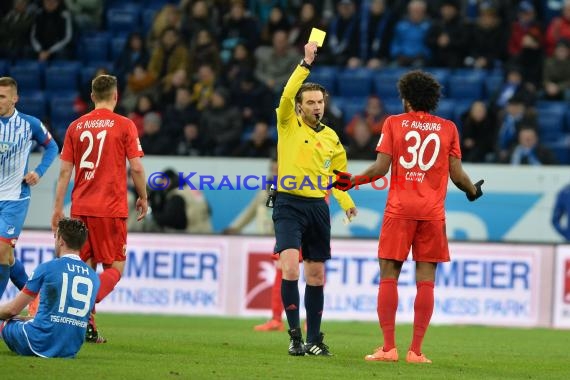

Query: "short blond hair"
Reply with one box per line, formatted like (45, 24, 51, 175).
(0, 77, 18, 92)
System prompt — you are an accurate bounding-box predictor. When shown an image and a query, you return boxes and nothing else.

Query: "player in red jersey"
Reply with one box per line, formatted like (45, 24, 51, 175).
(51, 75, 148, 343)
(331, 71, 483, 363)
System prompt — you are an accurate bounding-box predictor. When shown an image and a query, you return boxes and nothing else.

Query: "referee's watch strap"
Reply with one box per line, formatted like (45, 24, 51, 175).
(300, 59, 312, 70)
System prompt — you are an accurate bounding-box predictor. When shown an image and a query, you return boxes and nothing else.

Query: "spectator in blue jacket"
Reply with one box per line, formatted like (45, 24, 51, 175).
(389, 0, 431, 67)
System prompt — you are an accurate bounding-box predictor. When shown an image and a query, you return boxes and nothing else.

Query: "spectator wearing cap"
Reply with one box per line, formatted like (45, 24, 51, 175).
(389, 0, 431, 67)
(323, 0, 361, 66)
(30, 0, 74, 61)
(542, 38, 570, 100)
(496, 94, 538, 162)
(545, 0, 570, 56)
(200, 87, 243, 156)
(464, 1, 508, 69)
(426, 0, 468, 68)
(358, 0, 396, 69)
(507, 1, 544, 87)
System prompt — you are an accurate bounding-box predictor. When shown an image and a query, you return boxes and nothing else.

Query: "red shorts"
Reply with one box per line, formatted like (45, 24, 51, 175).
(378, 215, 450, 263)
(272, 249, 303, 262)
(72, 215, 127, 265)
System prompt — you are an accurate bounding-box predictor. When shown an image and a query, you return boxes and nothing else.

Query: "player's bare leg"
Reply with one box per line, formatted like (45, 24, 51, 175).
(366, 259, 403, 361)
(407, 261, 436, 364)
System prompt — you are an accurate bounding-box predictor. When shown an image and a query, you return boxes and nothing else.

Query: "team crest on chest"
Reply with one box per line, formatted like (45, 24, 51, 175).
(323, 159, 331, 169)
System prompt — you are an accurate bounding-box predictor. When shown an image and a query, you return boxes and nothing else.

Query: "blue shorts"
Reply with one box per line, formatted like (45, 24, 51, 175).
(272, 193, 331, 262)
(0, 199, 30, 246)
(0, 319, 36, 356)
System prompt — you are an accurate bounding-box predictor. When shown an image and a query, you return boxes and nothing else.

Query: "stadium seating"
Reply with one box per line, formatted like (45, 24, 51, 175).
(45, 61, 80, 93)
(337, 96, 366, 123)
(484, 73, 503, 98)
(17, 91, 47, 118)
(383, 97, 404, 115)
(80, 33, 110, 64)
(423, 67, 451, 96)
(110, 35, 128, 60)
(536, 101, 567, 143)
(308, 66, 338, 95)
(545, 136, 570, 164)
(50, 94, 79, 133)
(0, 60, 7, 76)
(447, 71, 485, 101)
(9, 61, 43, 92)
(337, 69, 373, 97)
(434, 98, 455, 120)
(106, 7, 141, 34)
(373, 72, 401, 99)
(142, 8, 158, 33)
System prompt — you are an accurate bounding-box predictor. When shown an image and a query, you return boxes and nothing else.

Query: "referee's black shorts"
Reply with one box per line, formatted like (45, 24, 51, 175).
(272, 192, 331, 262)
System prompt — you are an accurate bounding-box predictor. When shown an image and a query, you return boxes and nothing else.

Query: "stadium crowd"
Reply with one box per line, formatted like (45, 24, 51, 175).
(1, 0, 570, 165)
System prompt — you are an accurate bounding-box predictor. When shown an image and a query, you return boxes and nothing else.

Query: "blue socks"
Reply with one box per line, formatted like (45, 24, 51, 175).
(281, 279, 300, 330)
(305, 285, 324, 343)
(0, 264, 10, 298)
(10, 258, 28, 290)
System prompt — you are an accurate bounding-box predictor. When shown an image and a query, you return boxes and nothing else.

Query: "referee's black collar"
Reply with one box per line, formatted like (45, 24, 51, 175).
(297, 117, 325, 133)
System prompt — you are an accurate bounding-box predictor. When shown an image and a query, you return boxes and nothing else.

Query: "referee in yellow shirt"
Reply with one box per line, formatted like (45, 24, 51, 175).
(274, 41, 358, 356)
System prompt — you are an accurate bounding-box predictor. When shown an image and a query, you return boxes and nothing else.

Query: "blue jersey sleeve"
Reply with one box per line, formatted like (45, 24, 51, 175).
(30, 119, 58, 177)
(24, 262, 48, 295)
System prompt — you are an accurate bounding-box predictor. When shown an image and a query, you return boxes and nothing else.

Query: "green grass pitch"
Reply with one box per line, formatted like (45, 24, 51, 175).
(2, 314, 569, 379)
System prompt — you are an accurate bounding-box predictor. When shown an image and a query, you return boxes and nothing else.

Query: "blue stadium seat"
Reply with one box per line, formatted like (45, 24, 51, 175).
(106, 8, 141, 33)
(544, 138, 570, 165)
(45, 61, 80, 93)
(8, 61, 43, 91)
(448, 71, 484, 101)
(80, 34, 110, 64)
(0, 60, 8, 76)
(536, 101, 567, 143)
(50, 94, 79, 132)
(373, 72, 400, 99)
(110, 35, 128, 60)
(144, 0, 177, 9)
(423, 67, 451, 96)
(383, 97, 404, 115)
(308, 66, 338, 95)
(17, 92, 47, 119)
(452, 99, 474, 125)
(485, 73, 503, 98)
(336, 96, 367, 123)
(337, 69, 373, 97)
(434, 99, 455, 120)
(142, 8, 158, 33)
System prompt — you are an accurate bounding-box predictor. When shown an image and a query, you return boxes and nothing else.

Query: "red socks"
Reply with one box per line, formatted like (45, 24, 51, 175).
(410, 281, 435, 355)
(378, 278, 398, 351)
(96, 268, 121, 303)
(272, 268, 283, 321)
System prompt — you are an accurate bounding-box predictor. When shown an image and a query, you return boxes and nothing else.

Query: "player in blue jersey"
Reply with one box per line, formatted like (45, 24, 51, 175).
(0, 76, 58, 299)
(0, 217, 99, 358)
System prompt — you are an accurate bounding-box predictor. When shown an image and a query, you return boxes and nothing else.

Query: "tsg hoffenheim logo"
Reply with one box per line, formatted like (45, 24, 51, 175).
(323, 159, 331, 169)
(0, 142, 14, 154)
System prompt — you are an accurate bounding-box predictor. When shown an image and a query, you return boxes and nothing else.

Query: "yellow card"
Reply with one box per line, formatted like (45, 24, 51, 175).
(308, 28, 326, 47)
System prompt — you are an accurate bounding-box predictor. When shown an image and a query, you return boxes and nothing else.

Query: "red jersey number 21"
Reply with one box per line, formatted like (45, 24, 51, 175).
(399, 131, 440, 171)
(79, 130, 107, 180)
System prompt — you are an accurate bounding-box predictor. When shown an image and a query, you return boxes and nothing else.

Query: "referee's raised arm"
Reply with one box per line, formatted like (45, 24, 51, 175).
(276, 42, 318, 127)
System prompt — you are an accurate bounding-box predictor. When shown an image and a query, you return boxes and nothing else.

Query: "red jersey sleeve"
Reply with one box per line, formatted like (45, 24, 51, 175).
(60, 126, 74, 162)
(125, 120, 144, 159)
(376, 115, 394, 155)
(449, 121, 462, 159)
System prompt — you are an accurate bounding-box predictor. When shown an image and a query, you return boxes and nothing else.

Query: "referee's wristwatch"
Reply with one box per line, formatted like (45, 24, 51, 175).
(299, 59, 312, 70)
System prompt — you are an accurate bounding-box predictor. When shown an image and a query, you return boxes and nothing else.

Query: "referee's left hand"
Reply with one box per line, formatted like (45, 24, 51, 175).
(346, 207, 358, 221)
(23, 171, 40, 186)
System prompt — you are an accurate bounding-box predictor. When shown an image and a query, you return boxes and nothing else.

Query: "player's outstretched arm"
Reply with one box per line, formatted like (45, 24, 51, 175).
(0, 291, 34, 320)
(51, 160, 74, 232)
(129, 157, 148, 221)
(449, 156, 483, 201)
